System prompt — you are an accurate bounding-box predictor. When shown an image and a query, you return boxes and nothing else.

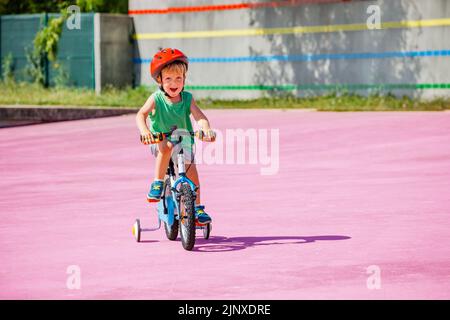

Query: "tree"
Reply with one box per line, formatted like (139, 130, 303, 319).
(0, 0, 128, 14)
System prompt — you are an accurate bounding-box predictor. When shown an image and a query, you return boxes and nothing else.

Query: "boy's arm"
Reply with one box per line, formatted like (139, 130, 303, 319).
(136, 95, 156, 144)
(190, 97, 215, 141)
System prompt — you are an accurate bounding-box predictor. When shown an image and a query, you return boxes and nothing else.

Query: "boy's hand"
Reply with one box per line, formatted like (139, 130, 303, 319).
(140, 131, 162, 145)
(202, 129, 216, 142)
(140, 132, 153, 145)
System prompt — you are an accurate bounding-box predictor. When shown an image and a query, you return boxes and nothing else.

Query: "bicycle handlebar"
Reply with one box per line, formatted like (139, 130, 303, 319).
(140, 127, 215, 145)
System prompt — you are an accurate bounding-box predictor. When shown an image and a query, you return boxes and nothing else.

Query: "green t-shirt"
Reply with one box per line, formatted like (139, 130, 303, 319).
(148, 90, 194, 150)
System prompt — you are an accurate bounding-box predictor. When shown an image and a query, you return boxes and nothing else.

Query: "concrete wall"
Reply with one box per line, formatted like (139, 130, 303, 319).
(95, 14, 134, 93)
(129, 0, 450, 99)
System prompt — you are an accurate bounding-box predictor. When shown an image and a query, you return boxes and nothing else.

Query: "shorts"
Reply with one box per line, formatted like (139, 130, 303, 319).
(150, 142, 195, 164)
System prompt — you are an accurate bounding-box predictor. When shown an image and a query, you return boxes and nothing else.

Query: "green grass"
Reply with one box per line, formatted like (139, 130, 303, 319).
(0, 82, 149, 108)
(201, 95, 450, 111)
(0, 82, 449, 111)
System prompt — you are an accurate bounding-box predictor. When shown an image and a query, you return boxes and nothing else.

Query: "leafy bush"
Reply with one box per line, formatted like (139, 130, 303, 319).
(2, 53, 15, 84)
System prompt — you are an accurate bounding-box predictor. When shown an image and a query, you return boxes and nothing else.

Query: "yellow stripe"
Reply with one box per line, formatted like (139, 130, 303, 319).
(134, 18, 450, 40)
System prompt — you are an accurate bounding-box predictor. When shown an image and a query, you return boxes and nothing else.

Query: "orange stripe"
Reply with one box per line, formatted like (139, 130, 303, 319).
(128, 0, 347, 15)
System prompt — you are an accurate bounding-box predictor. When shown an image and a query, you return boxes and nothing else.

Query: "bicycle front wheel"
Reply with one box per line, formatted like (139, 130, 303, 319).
(179, 183, 196, 251)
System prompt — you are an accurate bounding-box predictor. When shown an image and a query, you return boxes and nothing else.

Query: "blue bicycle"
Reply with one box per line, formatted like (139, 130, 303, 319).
(133, 126, 213, 251)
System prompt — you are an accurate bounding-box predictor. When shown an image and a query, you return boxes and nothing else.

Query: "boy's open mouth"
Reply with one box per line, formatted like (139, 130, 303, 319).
(169, 88, 178, 93)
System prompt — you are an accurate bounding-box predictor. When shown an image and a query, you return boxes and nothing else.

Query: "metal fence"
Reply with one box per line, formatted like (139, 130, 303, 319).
(0, 13, 95, 88)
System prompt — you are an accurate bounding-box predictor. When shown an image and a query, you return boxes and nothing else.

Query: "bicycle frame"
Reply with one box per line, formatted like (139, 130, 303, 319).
(157, 149, 197, 228)
(134, 127, 213, 243)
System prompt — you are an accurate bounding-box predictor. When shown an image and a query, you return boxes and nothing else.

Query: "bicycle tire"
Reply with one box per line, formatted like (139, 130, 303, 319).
(203, 223, 211, 240)
(163, 178, 178, 240)
(179, 183, 196, 251)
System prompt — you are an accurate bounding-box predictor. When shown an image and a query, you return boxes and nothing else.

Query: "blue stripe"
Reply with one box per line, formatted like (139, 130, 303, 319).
(133, 50, 450, 64)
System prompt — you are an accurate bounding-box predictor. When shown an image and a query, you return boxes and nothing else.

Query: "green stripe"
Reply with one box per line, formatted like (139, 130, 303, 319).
(182, 84, 450, 91)
(145, 84, 450, 91)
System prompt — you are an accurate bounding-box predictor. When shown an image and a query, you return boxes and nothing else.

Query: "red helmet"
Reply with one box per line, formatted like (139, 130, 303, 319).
(150, 48, 188, 81)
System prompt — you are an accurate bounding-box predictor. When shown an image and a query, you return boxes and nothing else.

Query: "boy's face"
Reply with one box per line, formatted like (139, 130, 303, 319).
(159, 69, 184, 98)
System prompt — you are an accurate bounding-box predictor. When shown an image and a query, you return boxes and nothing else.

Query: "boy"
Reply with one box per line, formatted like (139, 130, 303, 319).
(136, 48, 215, 224)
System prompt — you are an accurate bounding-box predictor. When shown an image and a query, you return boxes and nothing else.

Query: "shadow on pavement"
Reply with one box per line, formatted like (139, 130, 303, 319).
(139, 240, 159, 243)
(192, 235, 351, 252)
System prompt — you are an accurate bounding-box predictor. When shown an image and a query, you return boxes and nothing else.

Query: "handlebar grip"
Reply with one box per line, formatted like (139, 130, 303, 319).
(153, 132, 164, 142)
(195, 130, 215, 142)
(140, 132, 165, 144)
(195, 130, 204, 140)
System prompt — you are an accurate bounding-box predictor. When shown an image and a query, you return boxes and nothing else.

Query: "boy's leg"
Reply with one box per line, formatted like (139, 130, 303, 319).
(148, 140, 173, 202)
(186, 160, 211, 224)
(154, 139, 174, 180)
(185, 161, 201, 205)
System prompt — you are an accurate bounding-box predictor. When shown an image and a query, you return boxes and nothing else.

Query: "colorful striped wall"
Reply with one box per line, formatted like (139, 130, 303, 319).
(129, 0, 450, 99)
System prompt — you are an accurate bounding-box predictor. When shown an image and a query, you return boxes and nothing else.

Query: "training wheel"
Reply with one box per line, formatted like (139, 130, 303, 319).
(203, 223, 211, 240)
(132, 219, 141, 242)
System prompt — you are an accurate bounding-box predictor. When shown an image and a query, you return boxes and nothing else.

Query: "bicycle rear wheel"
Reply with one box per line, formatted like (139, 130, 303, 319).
(179, 183, 196, 251)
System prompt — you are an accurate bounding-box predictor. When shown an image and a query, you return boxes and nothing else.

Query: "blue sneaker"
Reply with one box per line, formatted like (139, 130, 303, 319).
(195, 205, 212, 224)
(147, 180, 164, 202)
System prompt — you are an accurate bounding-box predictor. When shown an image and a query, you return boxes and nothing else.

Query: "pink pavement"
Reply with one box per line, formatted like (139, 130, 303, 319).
(1, 110, 450, 299)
